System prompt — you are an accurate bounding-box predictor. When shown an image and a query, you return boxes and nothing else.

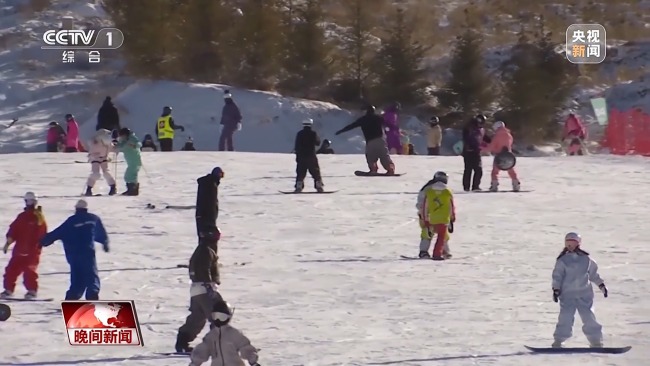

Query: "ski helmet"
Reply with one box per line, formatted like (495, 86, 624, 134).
(365, 105, 376, 115)
(564, 232, 581, 251)
(430, 116, 440, 125)
(432, 171, 448, 184)
(302, 118, 313, 126)
(475, 114, 487, 123)
(23, 191, 37, 205)
(162, 106, 172, 114)
(48, 121, 58, 127)
(492, 121, 505, 131)
(65, 114, 74, 121)
(211, 299, 235, 327)
(323, 139, 331, 146)
(118, 127, 131, 136)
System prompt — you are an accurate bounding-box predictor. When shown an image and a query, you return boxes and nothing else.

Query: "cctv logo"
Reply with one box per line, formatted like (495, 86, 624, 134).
(43, 30, 96, 47)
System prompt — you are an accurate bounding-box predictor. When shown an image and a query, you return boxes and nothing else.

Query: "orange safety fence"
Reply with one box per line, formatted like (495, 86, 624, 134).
(601, 109, 650, 156)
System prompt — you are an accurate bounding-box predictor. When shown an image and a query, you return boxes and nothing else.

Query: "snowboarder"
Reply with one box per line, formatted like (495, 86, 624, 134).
(1, 192, 47, 299)
(156, 106, 185, 152)
(426, 116, 442, 155)
(39, 199, 109, 300)
(461, 115, 486, 191)
(96, 96, 120, 133)
(218, 90, 242, 151)
(141, 134, 158, 152)
(335, 105, 395, 175)
(316, 139, 335, 154)
(551, 232, 608, 348)
(85, 129, 117, 196)
(115, 128, 142, 196)
(188, 299, 261, 366)
(415, 171, 455, 260)
(382, 102, 402, 154)
(64, 114, 80, 153)
(486, 121, 520, 192)
(175, 225, 222, 353)
(195, 167, 223, 241)
(46, 121, 66, 152)
(181, 137, 196, 151)
(294, 118, 324, 193)
(563, 113, 587, 156)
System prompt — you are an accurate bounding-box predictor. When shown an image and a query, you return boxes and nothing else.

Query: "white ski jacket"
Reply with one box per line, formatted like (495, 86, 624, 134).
(189, 324, 258, 366)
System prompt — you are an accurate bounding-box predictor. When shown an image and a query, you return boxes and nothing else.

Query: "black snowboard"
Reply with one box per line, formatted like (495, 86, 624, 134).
(279, 191, 338, 194)
(0, 303, 10, 321)
(0, 297, 54, 302)
(155, 352, 191, 356)
(524, 345, 631, 354)
(473, 190, 534, 193)
(355, 171, 404, 177)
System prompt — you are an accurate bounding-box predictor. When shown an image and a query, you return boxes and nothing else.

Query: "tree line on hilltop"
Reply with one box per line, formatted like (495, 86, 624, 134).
(102, 0, 642, 143)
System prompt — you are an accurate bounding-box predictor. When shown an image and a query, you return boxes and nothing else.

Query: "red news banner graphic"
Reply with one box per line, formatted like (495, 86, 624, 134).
(60, 301, 144, 346)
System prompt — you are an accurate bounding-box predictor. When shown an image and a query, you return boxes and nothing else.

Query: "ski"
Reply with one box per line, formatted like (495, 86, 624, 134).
(155, 351, 191, 356)
(0, 297, 54, 302)
(75, 160, 124, 164)
(524, 345, 631, 354)
(400, 255, 454, 260)
(354, 171, 404, 177)
(279, 191, 338, 194)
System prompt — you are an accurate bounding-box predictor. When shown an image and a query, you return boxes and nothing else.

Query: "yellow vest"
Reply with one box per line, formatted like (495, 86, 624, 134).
(157, 116, 174, 139)
(425, 188, 453, 224)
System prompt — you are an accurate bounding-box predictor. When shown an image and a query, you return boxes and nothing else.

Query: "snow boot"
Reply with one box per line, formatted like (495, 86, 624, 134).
(0, 290, 12, 299)
(512, 180, 521, 192)
(551, 340, 563, 348)
(108, 184, 117, 196)
(315, 180, 324, 193)
(132, 183, 140, 196)
(431, 256, 445, 261)
(121, 183, 134, 196)
(294, 181, 304, 193)
(175, 332, 193, 353)
(489, 180, 498, 192)
(418, 251, 430, 258)
(24, 291, 37, 300)
(589, 341, 603, 348)
(84, 186, 93, 196)
(386, 163, 396, 175)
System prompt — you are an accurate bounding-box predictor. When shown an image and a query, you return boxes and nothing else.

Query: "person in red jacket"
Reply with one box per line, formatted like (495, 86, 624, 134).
(1, 192, 48, 300)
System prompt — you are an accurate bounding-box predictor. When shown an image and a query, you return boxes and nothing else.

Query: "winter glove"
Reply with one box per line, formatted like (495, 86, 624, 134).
(2, 242, 9, 254)
(202, 283, 219, 299)
(237, 122, 242, 131)
(599, 283, 608, 298)
(180, 126, 185, 132)
(553, 289, 561, 303)
(448, 221, 454, 233)
(103, 243, 109, 253)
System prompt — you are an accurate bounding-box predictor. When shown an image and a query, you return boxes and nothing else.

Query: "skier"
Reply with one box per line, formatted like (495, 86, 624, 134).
(316, 139, 335, 154)
(335, 105, 395, 175)
(175, 224, 222, 353)
(85, 129, 117, 196)
(181, 137, 197, 151)
(96, 96, 120, 133)
(1, 192, 47, 299)
(46, 121, 66, 152)
(486, 121, 520, 192)
(156, 106, 185, 152)
(218, 90, 243, 151)
(563, 113, 587, 155)
(415, 171, 455, 260)
(189, 299, 261, 366)
(461, 115, 486, 191)
(39, 199, 109, 300)
(382, 102, 402, 154)
(141, 134, 158, 152)
(426, 116, 442, 155)
(195, 167, 223, 241)
(551, 232, 608, 348)
(115, 128, 142, 196)
(294, 118, 324, 193)
(64, 114, 80, 153)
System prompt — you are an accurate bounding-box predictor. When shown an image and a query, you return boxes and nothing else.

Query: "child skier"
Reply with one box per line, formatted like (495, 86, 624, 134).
(316, 139, 335, 154)
(551, 232, 608, 348)
(415, 171, 455, 260)
(382, 102, 402, 154)
(486, 121, 520, 192)
(189, 299, 261, 366)
(293, 118, 324, 193)
(1, 192, 47, 299)
(426, 116, 442, 155)
(64, 114, 80, 152)
(563, 113, 587, 155)
(85, 129, 117, 196)
(175, 227, 222, 353)
(181, 137, 196, 151)
(115, 128, 142, 196)
(46, 121, 66, 152)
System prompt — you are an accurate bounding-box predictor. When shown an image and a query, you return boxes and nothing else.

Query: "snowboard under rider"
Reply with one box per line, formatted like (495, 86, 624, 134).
(293, 118, 324, 193)
(551, 232, 608, 348)
(415, 171, 455, 260)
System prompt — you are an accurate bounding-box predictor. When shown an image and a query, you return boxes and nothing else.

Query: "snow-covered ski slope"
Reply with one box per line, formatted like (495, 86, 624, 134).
(0, 152, 648, 365)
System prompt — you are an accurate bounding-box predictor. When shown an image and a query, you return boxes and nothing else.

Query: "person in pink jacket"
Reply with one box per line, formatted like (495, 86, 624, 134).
(563, 113, 587, 156)
(64, 114, 80, 152)
(382, 102, 402, 154)
(486, 121, 520, 192)
(84, 129, 117, 196)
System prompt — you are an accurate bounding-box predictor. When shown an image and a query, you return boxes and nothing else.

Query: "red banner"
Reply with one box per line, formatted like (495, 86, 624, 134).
(601, 109, 650, 156)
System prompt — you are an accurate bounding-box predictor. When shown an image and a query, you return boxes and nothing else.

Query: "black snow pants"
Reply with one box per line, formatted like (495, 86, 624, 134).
(296, 155, 322, 183)
(159, 138, 173, 151)
(462, 152, 483, 191)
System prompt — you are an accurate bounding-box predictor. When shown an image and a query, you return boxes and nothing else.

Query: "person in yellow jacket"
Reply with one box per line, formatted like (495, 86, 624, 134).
(155, 106, 185, 151)
(426, 116, 442, 155)
(415, 171, 455, 260)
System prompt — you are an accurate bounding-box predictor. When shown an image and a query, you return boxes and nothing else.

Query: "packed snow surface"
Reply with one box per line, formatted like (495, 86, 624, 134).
(0, 152, 648, 365)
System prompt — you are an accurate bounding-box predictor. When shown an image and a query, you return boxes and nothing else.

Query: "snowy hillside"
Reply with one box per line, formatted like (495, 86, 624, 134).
(0, 152, 648, 365)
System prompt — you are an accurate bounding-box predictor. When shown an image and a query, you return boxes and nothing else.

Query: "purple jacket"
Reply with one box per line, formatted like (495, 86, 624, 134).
(462, 125, 484, 153)
(382, 107, 399, 132)
(220, 99, 242, 129)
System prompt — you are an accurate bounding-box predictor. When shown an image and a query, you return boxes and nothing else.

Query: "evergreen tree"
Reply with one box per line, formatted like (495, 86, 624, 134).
(372, 7, 429, 105)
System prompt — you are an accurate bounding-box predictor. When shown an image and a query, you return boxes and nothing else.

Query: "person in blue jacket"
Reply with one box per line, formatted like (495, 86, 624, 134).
(39, 199, 109, 300)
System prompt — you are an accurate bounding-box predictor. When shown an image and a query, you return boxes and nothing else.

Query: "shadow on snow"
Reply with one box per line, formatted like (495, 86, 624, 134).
(367, 351, 529, 365)
(0, 354, 187, 365)
(41, 266, 184, 276)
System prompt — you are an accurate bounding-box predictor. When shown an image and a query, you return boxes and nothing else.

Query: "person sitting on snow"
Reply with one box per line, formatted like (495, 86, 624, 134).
(141, 134, 158, 152)
(316, 139, 334, 154)
(181, 137, 197, 151)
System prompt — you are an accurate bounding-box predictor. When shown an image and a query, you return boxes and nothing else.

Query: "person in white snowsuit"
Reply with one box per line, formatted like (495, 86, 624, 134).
(189, 299, 260, 366)
(551, 232, 608, 348)
(85, 129, 117, 196)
